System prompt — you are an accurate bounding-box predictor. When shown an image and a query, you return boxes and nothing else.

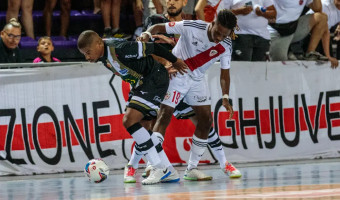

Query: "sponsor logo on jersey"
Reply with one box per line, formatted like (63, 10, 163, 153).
(125, 54, 138, 58)
(209, 50, 218, 57)
(119, 68, 128, 75)
(194, 95, 207, 103)
(153, 96, 162, 103)
(299, 0, 303, 5)
(169, 22, 176, 27)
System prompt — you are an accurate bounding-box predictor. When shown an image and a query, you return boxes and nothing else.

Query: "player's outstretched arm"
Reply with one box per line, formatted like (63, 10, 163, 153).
(137, 24, 167, 42)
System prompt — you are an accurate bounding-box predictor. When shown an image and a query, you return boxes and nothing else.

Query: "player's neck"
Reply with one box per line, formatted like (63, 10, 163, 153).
(207, 24, 213, 43)
(166, 13, 182, 22)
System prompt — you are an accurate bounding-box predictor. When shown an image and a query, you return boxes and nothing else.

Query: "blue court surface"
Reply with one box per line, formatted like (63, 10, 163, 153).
(1, 159, 340, 199)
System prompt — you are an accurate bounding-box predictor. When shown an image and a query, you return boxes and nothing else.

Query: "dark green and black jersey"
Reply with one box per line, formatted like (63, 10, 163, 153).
(100, 38, 177, 87)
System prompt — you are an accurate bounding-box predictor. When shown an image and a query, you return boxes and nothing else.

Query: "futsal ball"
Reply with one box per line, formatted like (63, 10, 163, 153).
(84, 159, 110, 183)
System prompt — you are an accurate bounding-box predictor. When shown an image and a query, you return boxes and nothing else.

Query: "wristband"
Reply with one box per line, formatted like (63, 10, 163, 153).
(141, 31, 154, 41)
(222, 94, 229, 99)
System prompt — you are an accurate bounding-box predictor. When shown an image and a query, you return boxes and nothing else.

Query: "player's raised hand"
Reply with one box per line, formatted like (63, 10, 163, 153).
(153, 34, 176, 46)
(172, 58, 188, 75)
(223, 98, 234, 120)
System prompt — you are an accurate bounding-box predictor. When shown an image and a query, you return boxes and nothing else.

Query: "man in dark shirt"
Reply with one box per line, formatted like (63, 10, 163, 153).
(0, 18, 22, 63)
(77, 30, 187, 185)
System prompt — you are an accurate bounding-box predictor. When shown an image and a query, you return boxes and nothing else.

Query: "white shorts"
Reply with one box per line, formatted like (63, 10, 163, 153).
(162, 73, 211, 108)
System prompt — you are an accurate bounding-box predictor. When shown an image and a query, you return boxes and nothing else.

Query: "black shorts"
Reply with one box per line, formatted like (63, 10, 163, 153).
(173, 99, 195, 119)
(127, 64, 169, 120)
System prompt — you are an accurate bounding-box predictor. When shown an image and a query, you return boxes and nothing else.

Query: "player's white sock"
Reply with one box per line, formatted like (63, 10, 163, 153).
(126, 123, 162, 168)
(128, 144, 143, 169)
(187, 135, 207, 170)
(208, 128, 227, 169)
(151, 132, 175, 172)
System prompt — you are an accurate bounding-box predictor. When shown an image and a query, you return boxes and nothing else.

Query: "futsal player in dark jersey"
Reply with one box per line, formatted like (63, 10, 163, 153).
(77, 30, 187, 185)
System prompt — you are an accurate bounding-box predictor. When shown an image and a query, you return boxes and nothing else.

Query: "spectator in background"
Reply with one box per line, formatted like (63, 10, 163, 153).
(33, 36, 61, 63)
(195, 0, 231, 22)
(6, 0, 35, 39)
(133, 0, 164, 40)
(182, 0, 198, 19)
(308, 0, 339, 67)
(0, 18, 22, 63)
(101, 0, 131, 39)
(268, 0, 329, 61)
(231, 0, 276, 61)
(43, 0, 71, 37)
(93, 0, 101, 14)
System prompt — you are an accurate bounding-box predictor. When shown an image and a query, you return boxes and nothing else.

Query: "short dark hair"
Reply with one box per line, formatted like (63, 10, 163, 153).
(3, 18, 22, 31)
(216, 9, 238, 39)
(77, 30, 100, 49)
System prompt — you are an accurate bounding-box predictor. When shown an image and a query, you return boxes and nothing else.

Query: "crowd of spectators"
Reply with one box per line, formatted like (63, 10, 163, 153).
(0, 0, 340, 67)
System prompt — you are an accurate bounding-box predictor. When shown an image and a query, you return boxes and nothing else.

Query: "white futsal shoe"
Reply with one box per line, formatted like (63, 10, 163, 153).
(224, 161, 242, 178)
(183, 168, 212, 181)
(142, 167, 171, 185)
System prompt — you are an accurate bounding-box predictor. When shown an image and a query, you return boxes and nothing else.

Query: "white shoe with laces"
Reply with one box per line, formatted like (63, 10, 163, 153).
(224, 161, 242, 178)
(142, 164, 153, 178)
(161, 169, 180, 183)
(183, 168, 212, 181)
(141, 167, 171, 185)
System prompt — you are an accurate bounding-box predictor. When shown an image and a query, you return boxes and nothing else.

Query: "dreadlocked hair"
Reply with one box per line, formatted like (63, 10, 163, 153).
(216, 9, 239, 40)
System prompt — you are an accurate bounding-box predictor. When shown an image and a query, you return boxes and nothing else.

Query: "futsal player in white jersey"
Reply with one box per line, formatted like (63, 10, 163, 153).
(139, 9, 242, 180)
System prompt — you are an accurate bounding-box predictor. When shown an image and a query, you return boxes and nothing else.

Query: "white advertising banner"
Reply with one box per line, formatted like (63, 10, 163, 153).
(0, 61, 339, 175)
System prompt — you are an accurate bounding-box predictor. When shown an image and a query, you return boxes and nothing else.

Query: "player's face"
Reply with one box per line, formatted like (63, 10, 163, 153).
(79, 40, 103, 62)
(0, 27, 21, 49)
(335, 0, 340, 10)
(210, 22, 231, 44)
(37, 39, 54, 55)
(166, 0, 186, 17)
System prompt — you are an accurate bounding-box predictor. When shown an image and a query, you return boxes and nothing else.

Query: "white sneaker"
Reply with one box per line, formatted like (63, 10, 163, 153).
(224, 162, 242, 178)
(161, 169, 180, 183)
(183, 168, 212, 181)
(124, 165, 137, 183)
(142, 164, 153, 178)
(141, 167, 171, 185)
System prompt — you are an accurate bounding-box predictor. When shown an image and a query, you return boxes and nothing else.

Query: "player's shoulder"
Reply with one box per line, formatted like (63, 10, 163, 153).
(221, 37, 232, 47)
(183, 20, 208, 30)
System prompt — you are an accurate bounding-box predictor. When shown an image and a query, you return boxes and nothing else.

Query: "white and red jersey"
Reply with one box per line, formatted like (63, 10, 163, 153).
(165, 20, 232, 81)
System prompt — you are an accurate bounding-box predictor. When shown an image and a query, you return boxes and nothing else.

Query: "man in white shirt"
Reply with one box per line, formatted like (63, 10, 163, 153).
(231, 0, 276, 61)
(269, 0, 329, 61)
(139, 9, 242, 181)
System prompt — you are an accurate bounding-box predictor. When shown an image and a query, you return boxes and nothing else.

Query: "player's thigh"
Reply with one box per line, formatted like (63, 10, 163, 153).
(184, 78, 211, 107)
(162, 74, 191, 108)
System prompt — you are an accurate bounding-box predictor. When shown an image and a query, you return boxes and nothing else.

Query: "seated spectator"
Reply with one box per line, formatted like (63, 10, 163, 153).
(0, 18, 22, 63)
(6, 0, 34, 39)
(33, 36, 61, 63)
(269, 0, 329, 61)
(231, 0, 277, 61)
(307, 0, 339, 67)
(195, 0, 231, 22)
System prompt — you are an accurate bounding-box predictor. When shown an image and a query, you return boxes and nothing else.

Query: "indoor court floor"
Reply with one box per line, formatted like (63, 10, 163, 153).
(1, 159, 340, 200)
